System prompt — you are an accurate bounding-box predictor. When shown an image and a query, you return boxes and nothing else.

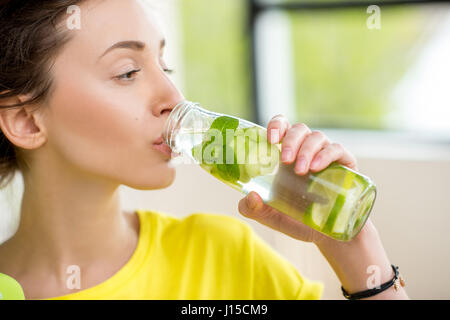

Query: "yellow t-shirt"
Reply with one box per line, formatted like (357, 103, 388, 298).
(48, 209, 323, 300)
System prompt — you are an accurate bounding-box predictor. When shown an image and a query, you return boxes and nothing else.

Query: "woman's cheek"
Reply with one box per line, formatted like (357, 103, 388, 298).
(48, 85, 137, 165)
(46, 69, 174, 188)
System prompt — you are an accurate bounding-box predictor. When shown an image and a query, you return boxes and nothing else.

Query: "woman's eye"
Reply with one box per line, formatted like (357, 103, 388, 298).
(160, 59, 175, 74)
(115, 69, 141, 81)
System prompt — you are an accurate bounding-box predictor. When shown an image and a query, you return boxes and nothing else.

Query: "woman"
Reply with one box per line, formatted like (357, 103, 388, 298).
(0, 0, 408, 300)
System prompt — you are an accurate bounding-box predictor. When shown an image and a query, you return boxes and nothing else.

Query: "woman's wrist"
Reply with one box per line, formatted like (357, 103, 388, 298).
(313, 218, 408, 299)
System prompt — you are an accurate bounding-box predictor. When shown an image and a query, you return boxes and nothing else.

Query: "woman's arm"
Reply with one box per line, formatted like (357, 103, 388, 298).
(237, 114, 409, 300)
(315, 218, 409, 299)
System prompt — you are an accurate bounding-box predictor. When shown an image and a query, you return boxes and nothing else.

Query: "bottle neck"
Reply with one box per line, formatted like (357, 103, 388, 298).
(163, 101, 193, 150)
(163, 100, 217, 155)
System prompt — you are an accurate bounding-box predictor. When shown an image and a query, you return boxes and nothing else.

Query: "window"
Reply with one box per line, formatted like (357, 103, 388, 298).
(179, 0, 251, 120)
(179, 0, 450, 140)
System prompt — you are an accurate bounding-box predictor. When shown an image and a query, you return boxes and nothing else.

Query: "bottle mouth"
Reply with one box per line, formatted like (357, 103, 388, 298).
(163, 100, 195, 150)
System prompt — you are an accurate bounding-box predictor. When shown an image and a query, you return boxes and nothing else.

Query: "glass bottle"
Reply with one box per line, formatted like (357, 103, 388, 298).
(163, 101, 377, 241)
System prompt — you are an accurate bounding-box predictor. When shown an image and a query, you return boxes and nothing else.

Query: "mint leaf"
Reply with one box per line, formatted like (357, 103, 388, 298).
(210, 116, 239, 133)
(217, 144, 240, 182)
(194, 116, 240, 183)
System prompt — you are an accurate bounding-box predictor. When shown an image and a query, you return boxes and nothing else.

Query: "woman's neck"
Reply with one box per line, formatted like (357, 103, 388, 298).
(0, 159, 140, 298)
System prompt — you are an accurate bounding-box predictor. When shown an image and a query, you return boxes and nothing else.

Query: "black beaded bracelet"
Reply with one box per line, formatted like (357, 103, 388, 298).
(341, 264, 405, 300)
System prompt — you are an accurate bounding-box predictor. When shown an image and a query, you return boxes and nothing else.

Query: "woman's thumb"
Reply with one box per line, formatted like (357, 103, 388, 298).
(238, 191, 263, 218)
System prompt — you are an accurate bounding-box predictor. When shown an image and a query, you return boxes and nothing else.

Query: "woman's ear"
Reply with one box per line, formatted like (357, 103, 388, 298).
(0, 94, 48, 150)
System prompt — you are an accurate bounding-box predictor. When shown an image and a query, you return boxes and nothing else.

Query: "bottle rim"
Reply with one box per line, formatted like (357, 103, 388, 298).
(163, 100, 199, 149)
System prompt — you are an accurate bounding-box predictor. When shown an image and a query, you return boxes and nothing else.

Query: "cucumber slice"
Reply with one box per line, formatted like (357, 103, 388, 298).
(234, 127, 246, 137)
(232, 128, 246, 165)
(240, 126, 280, 179)
(192, 122, 278, 185)
(244, 126, 266, 140)
(258, 143, 280, 175)
(244, 139, 260, 178)
(230, 130, 251, 183)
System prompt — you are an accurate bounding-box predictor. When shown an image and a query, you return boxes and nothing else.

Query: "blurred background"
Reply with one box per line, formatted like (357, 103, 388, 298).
(1, 0, 450, 299)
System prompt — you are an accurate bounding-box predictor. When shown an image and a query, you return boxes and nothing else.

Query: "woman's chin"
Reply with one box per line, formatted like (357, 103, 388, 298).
(125, 166, 176, 191)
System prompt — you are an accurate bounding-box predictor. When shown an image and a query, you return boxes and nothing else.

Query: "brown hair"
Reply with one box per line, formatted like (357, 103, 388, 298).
(0, 0, 84, 188)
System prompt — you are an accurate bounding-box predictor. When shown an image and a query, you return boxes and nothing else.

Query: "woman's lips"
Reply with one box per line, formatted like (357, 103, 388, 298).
(153, 136, 164, 145)
(153, 141, 173, 158)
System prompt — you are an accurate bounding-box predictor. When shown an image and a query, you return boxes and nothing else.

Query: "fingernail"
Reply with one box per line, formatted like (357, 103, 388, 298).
(281, 148, 292, 162)
(311, 157, 321, 170)
(295, 157, 307, 173)
(248, 193, 257, 209)
(269, 128, 280, 144)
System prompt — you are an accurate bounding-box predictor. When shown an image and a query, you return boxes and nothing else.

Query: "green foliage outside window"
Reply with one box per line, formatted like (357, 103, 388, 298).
(179, 0, 429, 130)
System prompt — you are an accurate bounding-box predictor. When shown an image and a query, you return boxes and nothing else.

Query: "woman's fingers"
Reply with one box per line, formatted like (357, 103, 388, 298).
(267, 114, 291, 144)
(294, 130, 331, 175)
(310, 142, 358, 172)
(237, 191, 317, 243)
(267, 116, 357, 174)
(238, 116, 361, 244)
(279, 123, 312, 164)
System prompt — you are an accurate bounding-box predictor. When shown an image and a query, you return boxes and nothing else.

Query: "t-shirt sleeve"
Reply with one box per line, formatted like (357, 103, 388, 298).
(243, 220, 324, 300)
(188, 213, 324, 300)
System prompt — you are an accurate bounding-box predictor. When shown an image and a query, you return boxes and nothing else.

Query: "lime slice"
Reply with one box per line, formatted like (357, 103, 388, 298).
(302, 204, 323, 230)
(321, 169, 357, 234)
(303, 164, 348, 230)
(331, 175, 369, 234)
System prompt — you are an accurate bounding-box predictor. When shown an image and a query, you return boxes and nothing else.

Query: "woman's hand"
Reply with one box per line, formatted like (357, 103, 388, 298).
(237, 116, 409, 299)
(237, 114, 358, 244)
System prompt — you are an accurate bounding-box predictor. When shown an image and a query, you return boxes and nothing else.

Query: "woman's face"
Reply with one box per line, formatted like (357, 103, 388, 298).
(44, 0, 184, 190)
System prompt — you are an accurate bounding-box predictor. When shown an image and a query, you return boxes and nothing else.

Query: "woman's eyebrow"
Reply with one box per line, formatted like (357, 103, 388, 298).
(98, 39, 166, 61)
(98, 40, 146, 61)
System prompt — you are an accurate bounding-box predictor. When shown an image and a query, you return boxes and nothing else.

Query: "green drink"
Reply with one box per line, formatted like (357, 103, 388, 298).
(164, 101, 376, 241)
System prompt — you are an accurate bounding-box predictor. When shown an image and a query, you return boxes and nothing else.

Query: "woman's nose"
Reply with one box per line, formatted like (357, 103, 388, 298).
(152, 74, 185, 117)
